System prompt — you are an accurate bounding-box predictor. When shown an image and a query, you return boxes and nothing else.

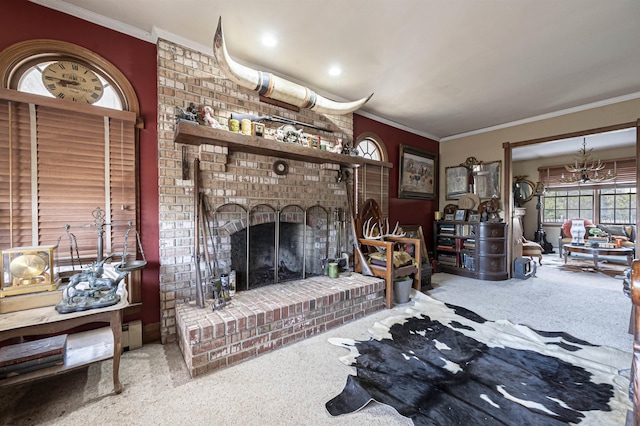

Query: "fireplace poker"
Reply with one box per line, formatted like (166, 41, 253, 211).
(193, 158, 205, 308)
(342, 167, 373, 276)
(200, 194, 226, 309)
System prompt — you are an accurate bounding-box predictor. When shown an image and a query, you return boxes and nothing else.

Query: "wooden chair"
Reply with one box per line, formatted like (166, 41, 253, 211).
(353, 199, 421, 309)
(357, 236, 422, 309)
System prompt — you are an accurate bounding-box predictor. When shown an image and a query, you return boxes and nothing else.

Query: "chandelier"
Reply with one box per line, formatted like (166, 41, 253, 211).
(559, 139, 616, 184)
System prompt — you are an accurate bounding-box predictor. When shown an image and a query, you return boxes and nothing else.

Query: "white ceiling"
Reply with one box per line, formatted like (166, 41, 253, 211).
(32, 0, 640, 152)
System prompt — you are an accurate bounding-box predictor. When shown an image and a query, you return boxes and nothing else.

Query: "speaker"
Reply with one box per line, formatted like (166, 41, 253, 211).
(514, 257, 536, 279)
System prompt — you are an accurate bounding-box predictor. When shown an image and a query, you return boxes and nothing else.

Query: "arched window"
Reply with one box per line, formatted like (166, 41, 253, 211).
(356, 138, 381, 160)
(0, 40, 140, 296)
(17, 58, 123, 110)
(353, 132, 390, 217)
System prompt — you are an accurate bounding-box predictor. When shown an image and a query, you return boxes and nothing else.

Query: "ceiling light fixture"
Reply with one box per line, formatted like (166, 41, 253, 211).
(559, 138, 616, 184)
(328, 66, 342, 76)
(261, 35, 277, 47)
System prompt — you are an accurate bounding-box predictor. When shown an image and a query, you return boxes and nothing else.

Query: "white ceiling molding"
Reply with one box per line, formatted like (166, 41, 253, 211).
(355, 111, 441, 142)
(441, 91, 640, 143)
(30, 0, 153, 42)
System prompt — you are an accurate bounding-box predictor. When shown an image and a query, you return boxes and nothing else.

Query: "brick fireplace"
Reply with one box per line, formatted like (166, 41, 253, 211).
(157, 39, 389, 375)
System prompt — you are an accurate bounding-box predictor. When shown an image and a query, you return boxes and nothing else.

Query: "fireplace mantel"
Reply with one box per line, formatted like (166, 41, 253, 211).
(174, 120, 392, 168)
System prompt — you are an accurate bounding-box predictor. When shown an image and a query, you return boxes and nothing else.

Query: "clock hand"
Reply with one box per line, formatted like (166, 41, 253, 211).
(44, 76, 81, 87)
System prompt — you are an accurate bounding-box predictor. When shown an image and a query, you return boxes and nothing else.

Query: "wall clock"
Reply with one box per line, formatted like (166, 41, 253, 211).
(41, 60, 104, 104)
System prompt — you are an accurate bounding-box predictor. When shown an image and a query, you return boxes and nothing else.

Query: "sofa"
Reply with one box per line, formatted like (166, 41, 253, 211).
(558, 218, 636, 257)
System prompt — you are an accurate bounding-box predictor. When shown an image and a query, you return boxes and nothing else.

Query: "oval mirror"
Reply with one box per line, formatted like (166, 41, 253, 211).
(514, 180, 535, 206)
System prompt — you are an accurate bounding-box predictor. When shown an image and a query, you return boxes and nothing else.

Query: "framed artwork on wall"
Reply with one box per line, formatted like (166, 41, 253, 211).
(474, 161, 501, 199)
(446, 166, 469, 200)
(398, 145, 437, 199)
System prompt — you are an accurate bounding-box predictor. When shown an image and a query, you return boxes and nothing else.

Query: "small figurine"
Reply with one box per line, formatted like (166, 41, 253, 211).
(202, 106, 223, 129)
(333, 138, 343, 154)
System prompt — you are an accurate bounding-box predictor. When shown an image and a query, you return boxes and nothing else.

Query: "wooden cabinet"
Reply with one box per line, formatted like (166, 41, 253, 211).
(434, 221, 508, 281)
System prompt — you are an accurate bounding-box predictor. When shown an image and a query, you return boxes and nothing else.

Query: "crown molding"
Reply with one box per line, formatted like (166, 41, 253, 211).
(441, 91, 640, 142)
(30, 0, 153, 42)
(354, 110, 440, 142)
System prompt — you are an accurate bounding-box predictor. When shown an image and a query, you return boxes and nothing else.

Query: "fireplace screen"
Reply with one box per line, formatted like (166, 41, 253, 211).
(213, 202, 330, 291)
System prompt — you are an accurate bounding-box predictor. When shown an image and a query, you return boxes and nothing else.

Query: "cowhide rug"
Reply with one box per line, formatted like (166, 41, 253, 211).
(326, 291, 632, 425)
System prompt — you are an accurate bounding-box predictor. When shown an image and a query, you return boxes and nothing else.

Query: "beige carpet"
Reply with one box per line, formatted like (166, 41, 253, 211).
(0, 254, 634, 425)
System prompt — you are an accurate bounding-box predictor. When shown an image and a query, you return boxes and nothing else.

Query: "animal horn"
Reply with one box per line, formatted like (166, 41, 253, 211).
(213, 17, 373, 115)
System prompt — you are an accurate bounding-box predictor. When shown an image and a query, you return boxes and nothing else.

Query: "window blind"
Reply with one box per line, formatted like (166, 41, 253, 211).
(0, 97, 136, 267)
(538, 157, 636, 188)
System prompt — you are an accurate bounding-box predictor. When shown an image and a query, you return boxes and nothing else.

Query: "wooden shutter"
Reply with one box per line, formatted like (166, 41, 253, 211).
(357, 162, 389, 218)
(0, 94, 137, 267)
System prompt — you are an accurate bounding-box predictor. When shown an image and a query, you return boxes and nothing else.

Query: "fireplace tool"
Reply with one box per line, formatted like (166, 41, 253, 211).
(199, 193, 227, 310)
(193, 158, 205, 308)
(341, 167, 373, 276)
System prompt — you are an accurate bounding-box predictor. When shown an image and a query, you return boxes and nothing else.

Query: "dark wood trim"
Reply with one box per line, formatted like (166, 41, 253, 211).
(506, 122, 636, 149)
(0, 88, 136, 122)
(174, 119, 393, 168)
(142, 321, 161, 344)
(503, 143, 513, 278)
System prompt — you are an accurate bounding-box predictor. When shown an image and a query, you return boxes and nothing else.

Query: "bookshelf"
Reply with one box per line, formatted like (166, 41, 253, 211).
(434, 221, 508, 280)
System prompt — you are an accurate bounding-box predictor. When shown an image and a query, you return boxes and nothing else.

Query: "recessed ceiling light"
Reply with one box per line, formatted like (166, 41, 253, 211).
(262, 34, 277, 47)
(328, 66, 342, 76)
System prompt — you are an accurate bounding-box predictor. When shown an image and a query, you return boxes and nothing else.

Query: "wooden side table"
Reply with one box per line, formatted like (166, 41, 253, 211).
(0, 283, 129, 393)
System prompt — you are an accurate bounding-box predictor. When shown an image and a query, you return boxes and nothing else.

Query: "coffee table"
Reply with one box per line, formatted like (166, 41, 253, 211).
(563, 244, 634, 270)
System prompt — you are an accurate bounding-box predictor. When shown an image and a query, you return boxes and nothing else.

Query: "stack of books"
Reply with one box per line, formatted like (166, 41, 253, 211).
(0, 334, 67, 379)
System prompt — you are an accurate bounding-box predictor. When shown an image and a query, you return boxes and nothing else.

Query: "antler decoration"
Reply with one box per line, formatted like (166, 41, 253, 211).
(362, 217, 406, 240)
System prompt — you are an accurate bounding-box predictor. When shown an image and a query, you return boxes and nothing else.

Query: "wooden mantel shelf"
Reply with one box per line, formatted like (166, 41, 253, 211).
(174, 120, 392, 168)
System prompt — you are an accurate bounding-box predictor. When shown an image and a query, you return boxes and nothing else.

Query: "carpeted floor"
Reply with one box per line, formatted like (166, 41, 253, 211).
(0, 254, 634, 425)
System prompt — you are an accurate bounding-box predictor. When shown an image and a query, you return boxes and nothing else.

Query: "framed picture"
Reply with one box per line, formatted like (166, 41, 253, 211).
(446, 166, 469, 200)
(455, 209, 466, 221)
(398, 145, 437, 199)
(474, 161, 501, 199)
(444, 213, 455, 221)
(468, 213, 480, 222)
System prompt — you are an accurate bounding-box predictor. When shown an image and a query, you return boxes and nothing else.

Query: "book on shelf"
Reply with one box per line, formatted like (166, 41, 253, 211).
(438, 253, 457, 266)
(462, 253, 476, 271)
(0, 354, 64, 379)
(456, 224, 475, 237)
(0, 334, 67, 369)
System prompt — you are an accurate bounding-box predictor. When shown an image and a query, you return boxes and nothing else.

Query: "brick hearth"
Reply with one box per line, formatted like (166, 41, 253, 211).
(176, 274, 385, 377)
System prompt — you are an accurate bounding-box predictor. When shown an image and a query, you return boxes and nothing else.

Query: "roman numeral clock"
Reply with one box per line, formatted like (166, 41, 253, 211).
(41, 60, 104, 104)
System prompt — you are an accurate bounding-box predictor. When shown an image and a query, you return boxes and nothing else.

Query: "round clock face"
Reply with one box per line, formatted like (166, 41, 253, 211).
(9, 253, 47, 279)
(41, 60, 104, 104)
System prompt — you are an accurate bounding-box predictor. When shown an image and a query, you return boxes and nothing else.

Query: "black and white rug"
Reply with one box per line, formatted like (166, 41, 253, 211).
(326, 291, 632, 425)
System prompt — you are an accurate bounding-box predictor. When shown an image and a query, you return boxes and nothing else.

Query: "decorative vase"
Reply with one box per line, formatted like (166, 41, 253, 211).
(570, 219, 586, 245)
